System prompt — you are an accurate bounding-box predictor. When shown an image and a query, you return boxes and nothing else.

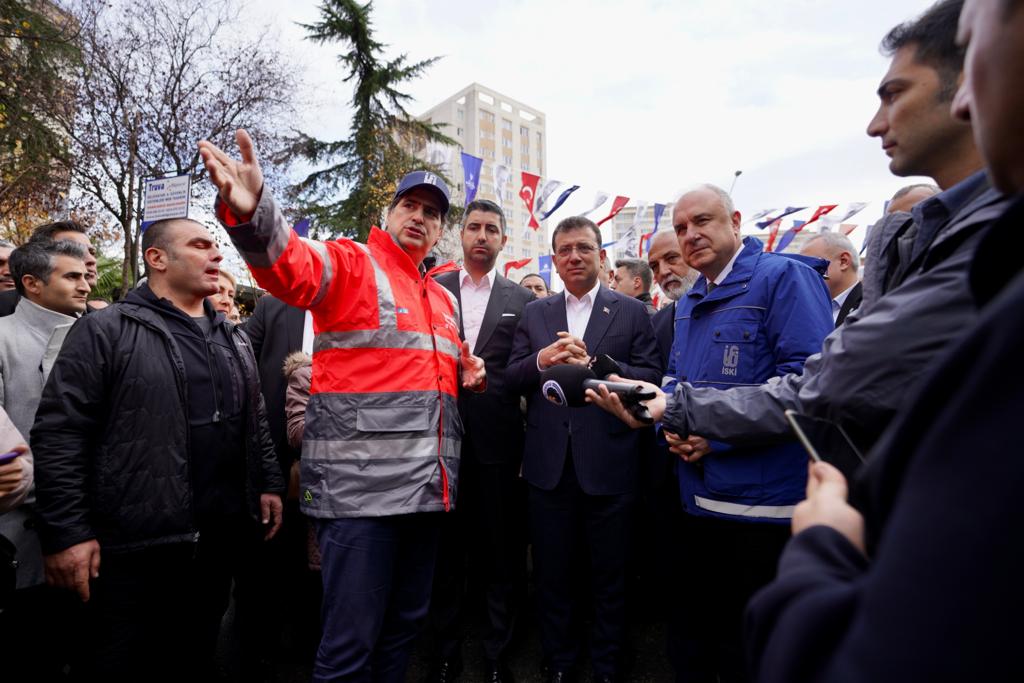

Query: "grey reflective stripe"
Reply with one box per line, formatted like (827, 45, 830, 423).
(439, 285, 460, 331)
(314, 329, 460, 360)
(353, 242, 397, 328)
(302, 238, 334, 308)
(661, 375, 675, 387)
(304, 436, 460, 461)
(693, 495, 795, 519)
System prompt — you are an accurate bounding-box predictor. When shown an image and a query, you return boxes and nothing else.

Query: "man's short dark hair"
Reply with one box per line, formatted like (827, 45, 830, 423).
(551, 216, 602, 252)
(141, 217, 203, 276)
(615, 258, 653, 292)
(29, 220, 88, 243)
(881, 0, 965, 100)
(463, 199, 507, 235)
(10, 239, 88, 295)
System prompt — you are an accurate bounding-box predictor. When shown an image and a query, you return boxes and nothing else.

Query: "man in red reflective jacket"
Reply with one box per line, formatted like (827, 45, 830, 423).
(201, 130, 485, 683)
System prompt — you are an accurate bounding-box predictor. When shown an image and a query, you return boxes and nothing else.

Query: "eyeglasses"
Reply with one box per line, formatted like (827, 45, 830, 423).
(555, 243, 599, 258)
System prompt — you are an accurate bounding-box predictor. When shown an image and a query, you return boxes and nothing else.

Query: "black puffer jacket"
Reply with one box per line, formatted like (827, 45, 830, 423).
(30, 287, 285, 554)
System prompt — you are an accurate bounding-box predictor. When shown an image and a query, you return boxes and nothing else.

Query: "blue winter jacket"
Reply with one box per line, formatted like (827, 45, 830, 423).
(664, 237, 832, 523)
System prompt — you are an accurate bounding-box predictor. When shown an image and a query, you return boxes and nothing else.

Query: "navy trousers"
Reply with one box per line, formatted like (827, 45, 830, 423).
(314, 514, 442, 683)
(528, 454, 634, 678)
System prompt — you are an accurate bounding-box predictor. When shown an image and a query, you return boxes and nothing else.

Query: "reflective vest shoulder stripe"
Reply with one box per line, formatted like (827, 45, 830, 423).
(302, 238, 335, 308)
(352, 242, 398, 327)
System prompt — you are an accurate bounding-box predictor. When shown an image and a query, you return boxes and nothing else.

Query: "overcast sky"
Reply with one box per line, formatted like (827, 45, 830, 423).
(242, 0, 937, 247)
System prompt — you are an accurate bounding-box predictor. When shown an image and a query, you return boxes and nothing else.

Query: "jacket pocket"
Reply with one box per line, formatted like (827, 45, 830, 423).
(704, 323, 758, 384)
(701, 446, 764, 498)
(356, 406, 431, 433)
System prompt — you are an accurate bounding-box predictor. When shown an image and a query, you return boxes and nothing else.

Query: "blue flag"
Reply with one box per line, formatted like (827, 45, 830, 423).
(756, 206, 806, 230)
(774, 219, 806, 253)
(461, 152, 484, 207)
(653, 203, 667, 231)
(538, 255, 553, 288)
(539, 185, 580, 221)
(294, 218, 310, 238)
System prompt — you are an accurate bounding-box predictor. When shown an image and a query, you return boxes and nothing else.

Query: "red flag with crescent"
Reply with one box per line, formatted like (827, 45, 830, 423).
(520, 172, 541, 229)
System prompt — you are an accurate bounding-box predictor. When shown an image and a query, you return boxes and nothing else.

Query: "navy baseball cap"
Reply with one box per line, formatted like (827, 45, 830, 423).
(393, 171, 451, 215)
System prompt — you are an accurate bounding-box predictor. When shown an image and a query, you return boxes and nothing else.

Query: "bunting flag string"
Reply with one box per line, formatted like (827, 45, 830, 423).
(596, 195, 630, 227)
(534, 179, 563, 216)
(764, 219, 784, 252)
(774, 204, 837, 252)
(757, 206, 807, 231)
(639, 202, 669, 256)
(539, 185, 580, 221)
(821, 202, 870, 231)
(581, 191, 610, 217)
(519, 171, 541, 229)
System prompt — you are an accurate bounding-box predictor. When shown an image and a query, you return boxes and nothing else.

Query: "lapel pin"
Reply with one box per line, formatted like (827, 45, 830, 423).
(602, 306, 610, 314)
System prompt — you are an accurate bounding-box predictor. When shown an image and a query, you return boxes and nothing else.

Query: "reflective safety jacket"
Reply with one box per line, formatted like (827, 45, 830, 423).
(218, 191, 463, 518)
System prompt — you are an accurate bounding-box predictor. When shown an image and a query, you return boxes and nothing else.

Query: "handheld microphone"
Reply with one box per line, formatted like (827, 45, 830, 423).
(540, 365, 656, 424)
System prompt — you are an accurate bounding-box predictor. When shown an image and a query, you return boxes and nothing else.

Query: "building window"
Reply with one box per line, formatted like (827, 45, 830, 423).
(502, 136, 511, 148)
(505, 189, 513, 201)
(456, 127, 463, 136)
(484, 149, 495, 159)
(521, 162, 529, 171)
(478, 92, 494, 105)
(503, 155, 513, 165)
(457, 108, 464, 120)
(537, 132, 543, 148)
(481, 110, 495, 123)
(502, 118, 513, 131)
(520, 125, 529, 136)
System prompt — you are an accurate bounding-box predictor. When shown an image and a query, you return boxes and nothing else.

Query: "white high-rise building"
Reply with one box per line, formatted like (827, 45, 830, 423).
(418, 83, 549, 274)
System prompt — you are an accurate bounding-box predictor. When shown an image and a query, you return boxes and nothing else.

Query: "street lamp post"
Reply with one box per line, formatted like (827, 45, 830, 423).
(728, 169, 743, 196)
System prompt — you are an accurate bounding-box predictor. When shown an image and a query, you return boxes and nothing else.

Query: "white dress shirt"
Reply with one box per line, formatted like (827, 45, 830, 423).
(831, 282, 859, 323)
(565, 280, 602, 339)
(711, 243, 744, 288)
(459, 268, 496, 352)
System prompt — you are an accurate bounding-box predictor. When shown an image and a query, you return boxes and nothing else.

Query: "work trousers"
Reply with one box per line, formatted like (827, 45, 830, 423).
(313, 513, 442, 683)
(672, 513, 790, 683)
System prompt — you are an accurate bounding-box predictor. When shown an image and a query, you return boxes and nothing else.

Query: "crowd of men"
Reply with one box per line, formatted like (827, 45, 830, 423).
(0, 0, 1022, 681)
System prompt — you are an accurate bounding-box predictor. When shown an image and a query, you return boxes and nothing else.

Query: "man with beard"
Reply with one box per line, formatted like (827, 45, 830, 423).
(647, 230, 698, 370)
(427, 199, 534, 683)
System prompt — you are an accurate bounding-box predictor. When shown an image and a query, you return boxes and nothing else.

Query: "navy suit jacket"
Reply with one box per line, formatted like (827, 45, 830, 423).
(434, 270, 535, 466)
(506, 285, 661, 495)
(651, 301, 676, 374)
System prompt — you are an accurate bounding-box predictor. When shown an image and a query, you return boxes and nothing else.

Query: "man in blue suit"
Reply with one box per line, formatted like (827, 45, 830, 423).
(507, 216, 661, 683)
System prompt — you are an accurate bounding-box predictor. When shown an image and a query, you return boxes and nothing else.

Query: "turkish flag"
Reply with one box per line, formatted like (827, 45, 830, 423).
(803, 204, 838, 228)
(520, 172, 542, 229)
(596, 196, 630, 227)
(503, 257, 533, 276)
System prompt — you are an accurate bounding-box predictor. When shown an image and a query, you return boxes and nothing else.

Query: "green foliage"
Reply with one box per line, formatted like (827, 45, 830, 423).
(90, 254, 123, 302)
(0, 0, 79, 233)
(287, 0, 454, 241)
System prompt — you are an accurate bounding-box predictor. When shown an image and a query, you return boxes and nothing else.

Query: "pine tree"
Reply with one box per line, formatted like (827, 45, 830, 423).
(288, 0, 454, 241)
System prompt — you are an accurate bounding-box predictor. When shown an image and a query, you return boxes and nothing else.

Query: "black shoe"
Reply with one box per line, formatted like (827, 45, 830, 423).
(424, 656, 463, 683)
(486, 660, 515, 683)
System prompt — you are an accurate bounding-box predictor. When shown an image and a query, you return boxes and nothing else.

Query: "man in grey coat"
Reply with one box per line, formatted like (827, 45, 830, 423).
(655, 0, 1011, 456)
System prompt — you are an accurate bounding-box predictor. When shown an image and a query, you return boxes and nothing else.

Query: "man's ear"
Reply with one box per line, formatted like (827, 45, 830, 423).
(21, 273, 43, 296)
(145, 247, 167, 274)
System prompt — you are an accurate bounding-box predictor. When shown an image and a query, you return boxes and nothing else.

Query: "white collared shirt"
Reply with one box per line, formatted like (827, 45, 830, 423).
(711, 243, 744, 287)
(831, 282, 859, 323)
(459, 267, 496, 352)
(565, 280, 602, 340)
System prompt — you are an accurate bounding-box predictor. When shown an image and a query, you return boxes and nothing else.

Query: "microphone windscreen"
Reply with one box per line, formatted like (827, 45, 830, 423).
(589, 354, 623, 379)
(540, 365, 596, 408)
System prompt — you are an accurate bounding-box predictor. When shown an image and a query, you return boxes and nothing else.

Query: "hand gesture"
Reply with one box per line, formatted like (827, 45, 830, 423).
(666, 433, 712, 463)
(0, 444, 28, 496)
(45, 539, 101, 602)
(585, 374, 666, 428)
(460, 341, 487, 392)
(199, 129, 264, 218)
(538, 331, 589, 369)
(260, 493, 284, 540)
